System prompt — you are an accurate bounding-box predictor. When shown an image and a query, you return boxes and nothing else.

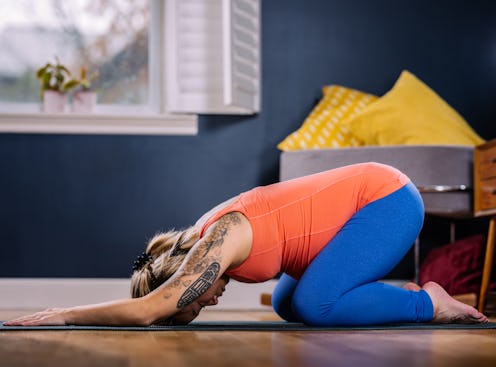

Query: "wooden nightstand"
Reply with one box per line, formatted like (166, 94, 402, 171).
(474, 139, 496, 312)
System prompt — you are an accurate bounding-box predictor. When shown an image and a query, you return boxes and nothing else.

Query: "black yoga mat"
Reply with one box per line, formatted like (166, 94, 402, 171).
(1, 321, 495, 331)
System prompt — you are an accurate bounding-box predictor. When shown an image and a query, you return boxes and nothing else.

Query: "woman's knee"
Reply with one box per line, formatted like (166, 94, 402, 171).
(271, 290, 288, 318)
(291, 279, 343, 326)
(291, 295, 336, 326)
(272, 274, 300, 322)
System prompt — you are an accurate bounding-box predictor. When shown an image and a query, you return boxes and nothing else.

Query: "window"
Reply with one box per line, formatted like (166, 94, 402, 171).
(0, 0, 150, 106)
(0, 0, 260, 135)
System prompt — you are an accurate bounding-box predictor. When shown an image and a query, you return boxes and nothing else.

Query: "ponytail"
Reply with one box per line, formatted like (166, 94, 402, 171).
(130, 226, 199, 298)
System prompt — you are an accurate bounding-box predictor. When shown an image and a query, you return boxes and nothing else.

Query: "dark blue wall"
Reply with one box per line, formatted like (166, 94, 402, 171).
(1, 0, 495, 278)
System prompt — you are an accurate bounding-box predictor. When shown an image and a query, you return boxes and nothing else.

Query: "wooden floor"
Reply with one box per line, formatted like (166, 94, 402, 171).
(1, 309, 496, 367)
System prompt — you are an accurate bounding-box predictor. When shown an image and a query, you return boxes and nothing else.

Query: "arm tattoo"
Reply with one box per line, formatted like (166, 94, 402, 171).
(180, 212, 241, 277)
(177, 262, 220, 308)
(201, 212, 241, 257)
(172, 213, 240, 307)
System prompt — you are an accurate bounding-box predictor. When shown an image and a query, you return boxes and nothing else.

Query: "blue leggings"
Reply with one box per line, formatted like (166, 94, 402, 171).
(272, 182, 434, 326)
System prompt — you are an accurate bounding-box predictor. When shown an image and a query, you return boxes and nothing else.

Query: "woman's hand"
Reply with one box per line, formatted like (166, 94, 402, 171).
(3, 298, 155, 327)
(3, 308, 71, 326)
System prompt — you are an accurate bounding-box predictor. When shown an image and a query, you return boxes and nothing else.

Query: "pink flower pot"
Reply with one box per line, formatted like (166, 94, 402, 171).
(43, 90, 67, 113)
(72, 91, 97, 113)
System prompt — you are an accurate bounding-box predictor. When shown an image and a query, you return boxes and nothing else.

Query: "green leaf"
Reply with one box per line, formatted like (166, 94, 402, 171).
(62, 79, 79, 92)
(36, 64, 50, 79)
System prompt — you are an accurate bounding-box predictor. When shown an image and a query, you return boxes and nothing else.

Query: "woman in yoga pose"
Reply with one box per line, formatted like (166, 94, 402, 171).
(4, 163, 488, 326)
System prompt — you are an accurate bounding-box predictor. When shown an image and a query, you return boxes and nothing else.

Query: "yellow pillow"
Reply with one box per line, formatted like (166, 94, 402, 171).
(277, 85, 377, 151)
(343, 70, 485, 146)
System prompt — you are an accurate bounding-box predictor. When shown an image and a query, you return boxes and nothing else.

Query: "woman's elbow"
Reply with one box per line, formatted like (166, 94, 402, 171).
(136, 294, 171, 326)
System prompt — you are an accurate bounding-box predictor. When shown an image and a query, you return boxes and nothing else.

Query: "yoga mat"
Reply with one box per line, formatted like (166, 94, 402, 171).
(1, 321, 495, 331)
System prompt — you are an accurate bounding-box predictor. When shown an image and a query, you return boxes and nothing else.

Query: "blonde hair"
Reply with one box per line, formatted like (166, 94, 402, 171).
(130, 226, 199, 298)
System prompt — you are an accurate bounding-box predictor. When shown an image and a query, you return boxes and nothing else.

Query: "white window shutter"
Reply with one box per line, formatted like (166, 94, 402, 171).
(165, 0, 260, 114)
(223, 0, 260, 112)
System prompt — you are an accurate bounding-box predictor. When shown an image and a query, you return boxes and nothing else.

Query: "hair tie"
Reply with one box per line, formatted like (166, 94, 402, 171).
(132, 252, 153, 271)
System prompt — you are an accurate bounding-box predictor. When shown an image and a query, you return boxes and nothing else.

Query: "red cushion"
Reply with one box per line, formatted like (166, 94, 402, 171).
(419, 234, 495, 295)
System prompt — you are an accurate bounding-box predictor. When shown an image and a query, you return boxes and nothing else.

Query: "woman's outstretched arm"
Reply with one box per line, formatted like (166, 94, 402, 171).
(4, 212, 251, 326)
(3, 297, 151, 326)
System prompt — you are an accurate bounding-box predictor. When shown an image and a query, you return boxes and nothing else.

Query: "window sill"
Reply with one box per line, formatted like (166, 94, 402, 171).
(0, 112, 198, 135)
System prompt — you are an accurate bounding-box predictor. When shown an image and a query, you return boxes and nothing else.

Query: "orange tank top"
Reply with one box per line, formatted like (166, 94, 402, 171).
(200, 162, 410, 282)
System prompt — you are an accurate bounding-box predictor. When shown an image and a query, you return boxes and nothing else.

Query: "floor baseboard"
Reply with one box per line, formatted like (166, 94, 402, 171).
(0, 278, 278, 310)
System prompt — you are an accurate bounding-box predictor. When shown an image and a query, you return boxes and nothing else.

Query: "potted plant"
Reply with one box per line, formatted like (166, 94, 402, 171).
(72, 67, 99, 113)
(36, 58, 79, 113)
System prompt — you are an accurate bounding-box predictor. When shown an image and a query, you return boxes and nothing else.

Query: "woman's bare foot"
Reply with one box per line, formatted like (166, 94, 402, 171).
(422, 281, 489, 324)
(403, 282, 421, 291)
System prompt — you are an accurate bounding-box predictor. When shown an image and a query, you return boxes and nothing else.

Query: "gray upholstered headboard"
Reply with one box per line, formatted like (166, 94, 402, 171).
(280, 145, 474, 217)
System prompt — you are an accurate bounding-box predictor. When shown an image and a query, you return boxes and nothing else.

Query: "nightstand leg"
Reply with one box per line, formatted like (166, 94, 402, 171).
(478, 216, 496, 313)
(414, 237, 420, 284)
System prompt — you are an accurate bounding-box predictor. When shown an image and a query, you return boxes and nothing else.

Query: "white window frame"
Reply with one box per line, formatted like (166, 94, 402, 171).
(0, 0, 260, 136)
